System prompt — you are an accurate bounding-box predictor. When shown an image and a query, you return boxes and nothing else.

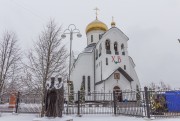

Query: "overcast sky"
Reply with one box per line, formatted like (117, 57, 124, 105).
(0, 0, 180, 88)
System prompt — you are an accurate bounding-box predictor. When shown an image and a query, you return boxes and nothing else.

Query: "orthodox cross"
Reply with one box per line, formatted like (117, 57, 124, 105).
(94, 7, 99, 19)
(112, 16, 114, 22)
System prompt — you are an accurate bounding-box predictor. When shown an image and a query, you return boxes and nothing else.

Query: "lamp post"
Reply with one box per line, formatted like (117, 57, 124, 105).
(61, 24, 82, 114)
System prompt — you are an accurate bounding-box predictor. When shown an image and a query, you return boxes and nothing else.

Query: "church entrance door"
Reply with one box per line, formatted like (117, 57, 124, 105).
(113, 86, 122, 102)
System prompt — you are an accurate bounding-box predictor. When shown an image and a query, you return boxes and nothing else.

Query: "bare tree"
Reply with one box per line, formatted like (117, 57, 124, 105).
(20, 66, 42, 94)
(0, 31, 21, 95)
(159, 81, 171, 90)
(3, 63, 23, 94)
(27, 20, 68, 116)
(148, 81, 172, 91)
(148, 82, 156, 90)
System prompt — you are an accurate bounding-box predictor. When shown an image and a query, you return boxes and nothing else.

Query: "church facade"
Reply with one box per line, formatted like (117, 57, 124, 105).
(70, 17, 140, 94)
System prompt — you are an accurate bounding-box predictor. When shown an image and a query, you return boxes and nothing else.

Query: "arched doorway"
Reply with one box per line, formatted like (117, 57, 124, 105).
(113, 86, 122, 102)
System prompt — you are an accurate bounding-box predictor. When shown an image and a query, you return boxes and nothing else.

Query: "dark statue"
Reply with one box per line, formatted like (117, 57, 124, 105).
(56, 78, 64, 117)
(45, 77, 64, 117)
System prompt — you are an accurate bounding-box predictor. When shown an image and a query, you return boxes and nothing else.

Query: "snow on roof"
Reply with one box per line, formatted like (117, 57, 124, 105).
(83, 43, 96, 53)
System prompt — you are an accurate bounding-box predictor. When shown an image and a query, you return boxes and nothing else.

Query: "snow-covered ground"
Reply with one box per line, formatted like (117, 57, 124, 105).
(0, 113, 180, 121)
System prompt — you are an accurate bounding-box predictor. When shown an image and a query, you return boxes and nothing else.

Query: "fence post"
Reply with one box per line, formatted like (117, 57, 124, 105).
(77, 91, 80, 116)
(15, 91, 20, 113)
(113, 91, 116, 115)
(144, 87, 150, 118)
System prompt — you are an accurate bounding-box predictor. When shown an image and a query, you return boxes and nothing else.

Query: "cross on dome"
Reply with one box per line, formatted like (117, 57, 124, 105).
(111, 16, 116, 27)
(112, 16, 114, 22)
(94, 7, 99, 19)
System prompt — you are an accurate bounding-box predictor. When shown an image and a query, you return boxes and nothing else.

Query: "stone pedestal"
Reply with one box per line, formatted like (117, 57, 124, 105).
(32, 117, 73, 121)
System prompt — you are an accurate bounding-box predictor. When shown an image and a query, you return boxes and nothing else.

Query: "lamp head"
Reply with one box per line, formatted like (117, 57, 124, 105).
(77, 33, 82, 38)
(61, 34, 66, 39)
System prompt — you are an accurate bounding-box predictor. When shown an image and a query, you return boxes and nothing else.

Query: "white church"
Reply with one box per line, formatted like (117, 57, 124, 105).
(70, 16, 140, 94)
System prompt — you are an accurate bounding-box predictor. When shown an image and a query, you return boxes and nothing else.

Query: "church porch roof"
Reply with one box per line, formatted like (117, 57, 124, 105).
(95, 67, 134, 86)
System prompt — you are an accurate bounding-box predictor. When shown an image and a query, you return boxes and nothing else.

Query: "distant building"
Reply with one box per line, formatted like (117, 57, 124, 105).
(71, 17, 140, 94)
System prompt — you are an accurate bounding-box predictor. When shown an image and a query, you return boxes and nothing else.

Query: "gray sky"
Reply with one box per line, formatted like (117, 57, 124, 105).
(1, 0, 180, 88)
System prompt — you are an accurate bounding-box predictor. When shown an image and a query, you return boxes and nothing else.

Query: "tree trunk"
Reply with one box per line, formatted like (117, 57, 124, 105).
(41, 81, 46, 117)
(41, 89, 46, 117)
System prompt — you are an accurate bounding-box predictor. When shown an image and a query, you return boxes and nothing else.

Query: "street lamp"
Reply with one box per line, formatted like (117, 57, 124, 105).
(61, 24, 82, 109)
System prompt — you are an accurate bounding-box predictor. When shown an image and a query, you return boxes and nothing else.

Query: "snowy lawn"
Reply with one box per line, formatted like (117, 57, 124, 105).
(0, 113, 180, 121)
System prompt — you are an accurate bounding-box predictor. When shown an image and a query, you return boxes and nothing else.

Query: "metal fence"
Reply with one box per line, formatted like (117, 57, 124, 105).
(147, 89, 180, 118)
(0, 92, 41, 113)
(1, 87, 180, 119)
(18, 93, 41, 113)
(114, 91, 145, 117)
(63, 92, 114, 115)
(0, 93, 15, 113)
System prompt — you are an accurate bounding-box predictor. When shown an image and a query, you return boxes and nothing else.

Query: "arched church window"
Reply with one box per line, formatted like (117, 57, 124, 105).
(88, 76, 91, 95)
(58, 78, 62, 83)
(83, 76, 85, 81)
(121, 44, 125, 55)
(114, 42, 119, 55)
(96, 49, 98, 60)
(91, 35, 93, 42)
(99, 34, 102, 40)
(106, 40, 110, 50)
(106, 58, 108, 65)
(105, 39, 111, 54)
(121, 44, 124, 50)
(81, 76, 85, 91)
(124, 65, 126, 70)
(114, 42, 118, 51)
(99, 44, 102, 57)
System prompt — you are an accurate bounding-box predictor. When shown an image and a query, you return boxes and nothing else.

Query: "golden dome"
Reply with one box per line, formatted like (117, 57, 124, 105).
(86, 19, 108, 34)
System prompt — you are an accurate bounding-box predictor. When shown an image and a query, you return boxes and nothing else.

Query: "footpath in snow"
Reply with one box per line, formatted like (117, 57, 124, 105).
(0, 113, 180, 121)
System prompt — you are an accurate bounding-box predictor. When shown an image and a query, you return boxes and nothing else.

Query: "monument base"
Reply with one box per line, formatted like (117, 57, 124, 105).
(33, 116, 73, 121)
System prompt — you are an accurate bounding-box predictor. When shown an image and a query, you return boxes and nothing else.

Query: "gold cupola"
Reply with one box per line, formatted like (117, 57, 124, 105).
(86, 19, 108, 34)
(111, 21, 116, 27)
(111, 16, 116, 27)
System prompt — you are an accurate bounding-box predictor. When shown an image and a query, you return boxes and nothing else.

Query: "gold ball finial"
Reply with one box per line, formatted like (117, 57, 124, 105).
(111, 16, 116, 27)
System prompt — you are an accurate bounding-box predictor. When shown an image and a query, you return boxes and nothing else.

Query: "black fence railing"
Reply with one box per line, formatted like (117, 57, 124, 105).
(18, 93, 41, 113)
(0, 87, 180, 119)
(63, 92, 114, 115)
(147, 89, 180, 118)
(114, 90, 145, 117)
(0, 93, 15, 113)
